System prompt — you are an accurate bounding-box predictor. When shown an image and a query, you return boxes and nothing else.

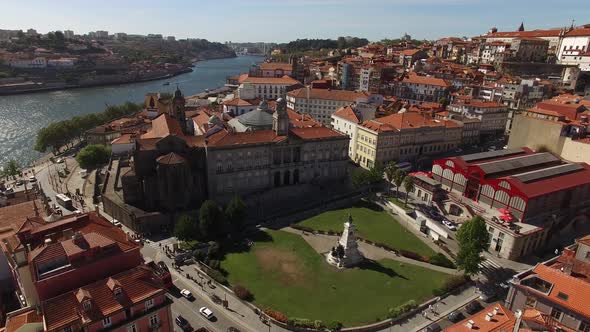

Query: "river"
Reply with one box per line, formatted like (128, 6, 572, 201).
(0, 55, 263, 166)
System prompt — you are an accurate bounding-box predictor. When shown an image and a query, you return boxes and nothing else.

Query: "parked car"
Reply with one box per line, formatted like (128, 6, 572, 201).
(199, 307, 214, 320)
(424, 323, 441, 332)
(175, 315, 192, 331)
(227, 328, 241, 332)
(454, 148, 463, 153)
(465, 300, 484, 314)
(442, 219, 457, 231)
(56, 158, 64, 164)
(112, 219, 122, 227)
(180, 289, 193, 300)
(448, 310, 464, 323)
(15, 179, 24, 186)
(28, 176, 37, 183)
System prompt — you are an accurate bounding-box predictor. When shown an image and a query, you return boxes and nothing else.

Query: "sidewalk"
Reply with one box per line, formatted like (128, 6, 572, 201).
(392, 286, 480, 332)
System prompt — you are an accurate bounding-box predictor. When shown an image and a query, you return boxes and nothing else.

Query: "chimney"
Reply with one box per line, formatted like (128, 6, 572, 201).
(485, 312, 493, 321)
(466, 320, 475, 329)
(563, 262, 573, 275)
(493, 307, 499, 315)
(94, 204, 100, 217)
(581, 115, 588, 124)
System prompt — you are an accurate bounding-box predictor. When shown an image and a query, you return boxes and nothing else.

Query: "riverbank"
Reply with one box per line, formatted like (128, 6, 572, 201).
(0, 67, 194, 96)
(0, 55, 264, 165)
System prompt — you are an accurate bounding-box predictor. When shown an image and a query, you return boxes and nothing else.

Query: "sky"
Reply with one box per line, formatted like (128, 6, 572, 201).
(1, 0, 589, 43)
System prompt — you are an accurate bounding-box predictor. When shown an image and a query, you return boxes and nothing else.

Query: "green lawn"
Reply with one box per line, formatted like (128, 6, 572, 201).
(297, 202, 435, 257)
(221, 230, 450, 326)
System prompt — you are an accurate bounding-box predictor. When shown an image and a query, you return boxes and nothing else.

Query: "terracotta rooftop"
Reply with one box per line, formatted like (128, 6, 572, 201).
(242, 75, 300, 85)
(0, 200, 43, 241)
(401, 49, 421, 56)
(287, 88, 369, 101)
(332, 105, 361, 123)
(451, 99, 506, 108)
(259, 62, 293, 71)
(206, 129, 287, 147)
(141, 113, 184, 139)
(222, 97, 254, 107)
(402, 73, 451, 87)
(156, 152, 187, 165)
(484, 29, 562, 38)
(443, 303, 515, 332)
(287, 109, 322, 128)
(290, 127, 345, 140)
(42, 265, 165, 331)
(361, 111, 461, 132)
(111, 133, 133, 145)
(565, 28, 590, 37)
(4, 308, 43, 332)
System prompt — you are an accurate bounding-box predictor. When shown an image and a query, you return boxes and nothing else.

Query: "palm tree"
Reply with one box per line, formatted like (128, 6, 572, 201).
(393, 169, 406, 199)
(403, 176, 415, 206)
(383, 162, 398, 194)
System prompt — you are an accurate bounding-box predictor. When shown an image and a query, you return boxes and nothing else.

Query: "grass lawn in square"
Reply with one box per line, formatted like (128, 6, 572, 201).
(221, 230, 450, 326)
(297, 202, 435, 257)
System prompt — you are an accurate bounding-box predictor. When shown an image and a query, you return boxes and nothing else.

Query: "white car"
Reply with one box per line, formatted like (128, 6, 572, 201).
(199, 307, 214, 320)
(442, 219, 457, 231)
(112, 219, 122, 227)
(28, 176, 37, 183)
(56, 158, 64, 164)
(180, 289, 193, 300)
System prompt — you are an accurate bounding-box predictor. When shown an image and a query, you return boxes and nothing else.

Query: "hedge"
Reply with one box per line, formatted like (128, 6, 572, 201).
(287, 318, 324, 329)
(428, 253, 456, 269)
(206, 268, 227, 285)
(264, 309, 288, 323)
(432, 274, 470, 296)
(388, 300, 418, 319)
(232, 285, 253, 301)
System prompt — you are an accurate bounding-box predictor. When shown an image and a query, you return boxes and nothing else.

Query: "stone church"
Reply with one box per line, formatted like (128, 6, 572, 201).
(121, 88, 349, 212)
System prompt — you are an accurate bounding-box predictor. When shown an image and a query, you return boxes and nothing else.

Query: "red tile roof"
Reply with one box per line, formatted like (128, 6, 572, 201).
(259, 62, 293, 71)
(534, 100, 587, 120)
(451, 99, 506, 108)
(565, 28, 590, 37)
(402, 73, 451, 87)
(141, 113, 184, 139)
(0, 200, 43, 241)
(42, 265, 165, 331)
(443, 303, 515, 332)
(206, 129, 287, 147)
(242, 75, 300, 85)
(361, 112, 461, 132)
(518, 264, 590, 318)
(287, 109, 322, 128)
(401, 49, 421, 56)
(5, 309, 43, 332)
(484, 29, 562, 38)
(290, 127, 345, 140)
(222, 98, 254, 107)
(332, 105, 361, 123)
(287, 88, 369, 101)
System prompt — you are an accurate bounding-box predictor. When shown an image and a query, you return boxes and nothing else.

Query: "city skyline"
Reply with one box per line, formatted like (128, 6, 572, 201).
(2, 0, 588, 42)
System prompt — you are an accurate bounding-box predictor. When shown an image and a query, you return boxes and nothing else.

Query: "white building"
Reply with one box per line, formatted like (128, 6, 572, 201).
(8, 57, 47, 69)
(448, 99, 508, 134)
(480, 42, 510, 64)
(238, 75, 301, 101)
(557, 27, 590, 69)
(287, 87, 382, 126)
(331, 103, 376, 160)
(222, 98, 258, 116)
(47, 58, 76, 68)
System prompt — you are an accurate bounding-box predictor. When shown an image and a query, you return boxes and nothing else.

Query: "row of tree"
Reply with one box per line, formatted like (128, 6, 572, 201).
(280, 37, 369, 53)
(34, 101, 143, 154)
(174, 196, 247, 242)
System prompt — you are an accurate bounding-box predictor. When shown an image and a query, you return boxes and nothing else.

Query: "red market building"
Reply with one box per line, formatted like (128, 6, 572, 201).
(431, 148, 590, 259)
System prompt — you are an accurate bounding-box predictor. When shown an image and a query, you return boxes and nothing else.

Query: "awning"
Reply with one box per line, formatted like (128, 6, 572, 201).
(498, 208, 511, 215)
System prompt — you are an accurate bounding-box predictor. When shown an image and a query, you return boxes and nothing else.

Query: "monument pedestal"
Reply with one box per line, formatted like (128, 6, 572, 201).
(326, 214, 364, 268)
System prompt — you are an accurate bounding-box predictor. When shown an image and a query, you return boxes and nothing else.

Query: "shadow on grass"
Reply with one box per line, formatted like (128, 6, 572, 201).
(357, 260, 408, 280)
(221, 229, 273, 257)
(353, 200, 384, 212)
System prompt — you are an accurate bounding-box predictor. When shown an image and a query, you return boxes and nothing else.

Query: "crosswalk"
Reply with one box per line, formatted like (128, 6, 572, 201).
(478, 258, 502, 278)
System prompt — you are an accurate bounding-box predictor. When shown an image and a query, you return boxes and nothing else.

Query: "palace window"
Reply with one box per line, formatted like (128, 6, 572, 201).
(550, 308, 562, 320)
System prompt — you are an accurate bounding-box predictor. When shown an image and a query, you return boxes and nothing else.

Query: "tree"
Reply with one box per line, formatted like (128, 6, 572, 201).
(351, 165, 383, 190)
(403, 176, 415, 206)
(174, 214, 198, 241)
(2, 160, 20, 180)
(383, 162, 398, 194)
(456, 216, 490, 275)
(76, 144, 111, 169)
(224, 195, 247, 233)
(392, 169, 406, 198)
(199, 200, 224, 239)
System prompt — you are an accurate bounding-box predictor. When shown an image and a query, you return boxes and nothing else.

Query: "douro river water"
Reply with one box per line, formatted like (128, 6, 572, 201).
(0, 55, 262, 165)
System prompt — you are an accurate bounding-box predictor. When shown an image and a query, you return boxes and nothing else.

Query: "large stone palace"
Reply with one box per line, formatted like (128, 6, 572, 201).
(119, 88, 349, 213)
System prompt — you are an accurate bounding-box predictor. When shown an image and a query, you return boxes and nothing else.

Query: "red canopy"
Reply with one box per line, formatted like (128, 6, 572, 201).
(499, 214, 514, 222)
(498, 208, 510, 215)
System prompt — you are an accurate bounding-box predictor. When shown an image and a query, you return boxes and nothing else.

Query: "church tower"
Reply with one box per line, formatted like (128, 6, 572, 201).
(518, 22, 525, 31)
(273, 98, 289, 136)
(172, 86, 188, 134)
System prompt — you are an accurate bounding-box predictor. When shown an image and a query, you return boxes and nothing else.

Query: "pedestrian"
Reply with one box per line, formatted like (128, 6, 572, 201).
(428, 304, 433, 313)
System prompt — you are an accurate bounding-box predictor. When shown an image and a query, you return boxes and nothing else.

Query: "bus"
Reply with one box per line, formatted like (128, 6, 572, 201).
(55, 194, 73, 210)
(396, 162, 413, 172)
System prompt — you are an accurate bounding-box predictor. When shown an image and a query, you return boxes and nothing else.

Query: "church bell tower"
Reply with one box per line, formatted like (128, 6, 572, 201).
(273, 98, 289, 136)
(172, 86, 188, 134)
